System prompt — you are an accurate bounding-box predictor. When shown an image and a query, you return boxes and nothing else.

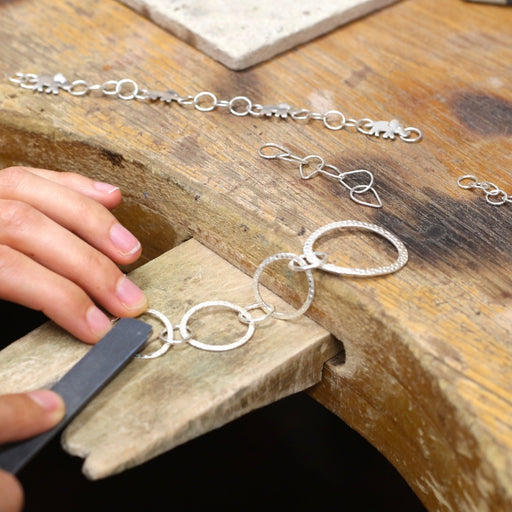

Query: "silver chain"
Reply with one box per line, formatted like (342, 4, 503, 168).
(134, 221, 408, 358)
(258, 143, 382, 208)
(457, 175, 512, 206)
(9, 72, 422, 143)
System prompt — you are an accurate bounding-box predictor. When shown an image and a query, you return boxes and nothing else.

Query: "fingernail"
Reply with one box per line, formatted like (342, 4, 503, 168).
(86, 305, 112, 336)
(94, 181, 119, 194)
(109, 223, 141, 256)
(28, 390, 65, 421)
(116, 276, 148, 310)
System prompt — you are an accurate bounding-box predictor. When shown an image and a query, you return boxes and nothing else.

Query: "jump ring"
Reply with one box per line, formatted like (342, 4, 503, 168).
(135, 308, 174, 359)
(457, 175, 478, 189)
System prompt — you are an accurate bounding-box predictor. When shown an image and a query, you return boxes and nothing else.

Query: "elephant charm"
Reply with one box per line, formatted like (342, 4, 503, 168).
(366, 119, 408, 139)
(146, 89, 181, 103)
(259, 103, 292, 118)
(28, 73, 68, 94)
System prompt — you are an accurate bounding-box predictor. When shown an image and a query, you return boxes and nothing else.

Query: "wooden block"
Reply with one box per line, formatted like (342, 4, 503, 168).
(0, 239, 339, 480)
(117, 0, 400, 69)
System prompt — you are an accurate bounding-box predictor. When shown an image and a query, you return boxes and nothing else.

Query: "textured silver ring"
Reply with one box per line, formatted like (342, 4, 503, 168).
(135, 308, 174, 359)
(252, 252, 315, 320)
(302, 221, 408, 277)
(181, 300, 255, 351)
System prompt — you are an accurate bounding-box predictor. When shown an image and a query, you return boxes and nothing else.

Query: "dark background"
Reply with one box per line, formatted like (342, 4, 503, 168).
(4, 300, 427, 512)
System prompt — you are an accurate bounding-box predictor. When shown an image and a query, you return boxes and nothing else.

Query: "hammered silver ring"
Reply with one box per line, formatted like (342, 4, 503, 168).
(302, 221, 408, 277)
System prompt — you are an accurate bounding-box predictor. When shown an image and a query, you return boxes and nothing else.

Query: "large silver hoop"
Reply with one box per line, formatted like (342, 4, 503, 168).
(302, 221, 408, 277)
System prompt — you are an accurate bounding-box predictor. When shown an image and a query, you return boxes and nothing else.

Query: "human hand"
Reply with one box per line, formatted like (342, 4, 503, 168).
(0, 166, 148, 343)
(0, 390, 65, 512)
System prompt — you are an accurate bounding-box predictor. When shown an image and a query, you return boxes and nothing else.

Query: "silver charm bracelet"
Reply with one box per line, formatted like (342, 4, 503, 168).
(259, 143, 382, 208)
(457, 175, 512, 206)
(9, 72, 422, 143)
(134, 220, 409, 359)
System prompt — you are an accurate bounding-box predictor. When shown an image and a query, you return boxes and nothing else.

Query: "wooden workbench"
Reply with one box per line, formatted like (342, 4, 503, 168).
(0, 0, 511, 510)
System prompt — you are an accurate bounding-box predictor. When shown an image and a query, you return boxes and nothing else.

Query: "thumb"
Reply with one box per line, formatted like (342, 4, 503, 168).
(0, 469, 23, 512)
(0, 390, 66, 444)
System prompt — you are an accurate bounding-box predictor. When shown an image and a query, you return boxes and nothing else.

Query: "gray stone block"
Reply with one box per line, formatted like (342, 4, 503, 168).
(118, 0, 400, 69)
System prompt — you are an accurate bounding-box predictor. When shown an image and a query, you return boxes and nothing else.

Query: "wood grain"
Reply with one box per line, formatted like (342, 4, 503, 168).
(0, 0, 511, 510)
(0, 239, 338, 479)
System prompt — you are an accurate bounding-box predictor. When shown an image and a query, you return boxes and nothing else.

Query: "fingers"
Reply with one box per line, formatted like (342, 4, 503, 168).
(0, 167, 140, 267)
(0, 166, 149, 344)
(0, 390, 66, 512)
(0, 243, 146, 343)
(0, 391, 65, 443)
(17, 167, 123, 210)
(0, 470, 23, 512)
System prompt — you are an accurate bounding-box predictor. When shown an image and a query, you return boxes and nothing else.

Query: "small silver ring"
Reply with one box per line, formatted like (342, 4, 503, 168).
(193, 91, 217, 112)
(67, 80, 91, 96)
(135, 308, 174, 359)
(101, 80, 119, 95)
(399, 127, 422, 143)
(457, 175, 478, 189)
(229, 96, 252, 116)
(485, 189, 508, 206)
(323, 110, 346, 131)
(116, 79, 139, 100)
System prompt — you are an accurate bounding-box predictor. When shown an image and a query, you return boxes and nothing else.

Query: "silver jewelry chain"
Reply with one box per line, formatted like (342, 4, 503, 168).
(258, 143, 382, 208)
(134, 221, 408, 359)
(9, 72, 422, 143)
(457, 175, 512, 206)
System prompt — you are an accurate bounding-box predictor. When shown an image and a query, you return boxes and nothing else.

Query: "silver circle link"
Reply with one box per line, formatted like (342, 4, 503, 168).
(399, 127, 422, 143)
(67, 80, 91, 96)
(8, 73, 26, 84)
(180, 300, 255, 351)
(115, 79, 139, 100)
(323, 110, 346, 130)
(135, 308, 174, 359)
(457, 175, 478, 189)
(485, 189, 509, 206)
(101, 80, 119, 95)
(290, 109, 312, 121)
(303, 221, 408, 276)
(193, 91, 217, 112)
(355, 118, 374, 135)
(252, 252, 315, 320)
(229, 96, 252, 116)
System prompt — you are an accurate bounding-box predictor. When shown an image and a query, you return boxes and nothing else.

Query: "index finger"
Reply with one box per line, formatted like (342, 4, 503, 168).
(17, 166, 123, 210)
(0, 167, 141, 266)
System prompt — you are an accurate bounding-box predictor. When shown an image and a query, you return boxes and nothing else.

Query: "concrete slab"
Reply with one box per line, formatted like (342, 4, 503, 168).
(118, 0, 400, 69)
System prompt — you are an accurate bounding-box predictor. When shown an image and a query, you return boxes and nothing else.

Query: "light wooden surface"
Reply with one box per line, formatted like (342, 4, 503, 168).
(0, 0, 511, 510)
(0, 239, 338, 479)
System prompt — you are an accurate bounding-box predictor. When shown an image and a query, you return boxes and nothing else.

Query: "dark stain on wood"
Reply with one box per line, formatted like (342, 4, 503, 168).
(451, 92, 512, 135)
(374, 181, 512, 287)
(100, 148, 125, 167)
